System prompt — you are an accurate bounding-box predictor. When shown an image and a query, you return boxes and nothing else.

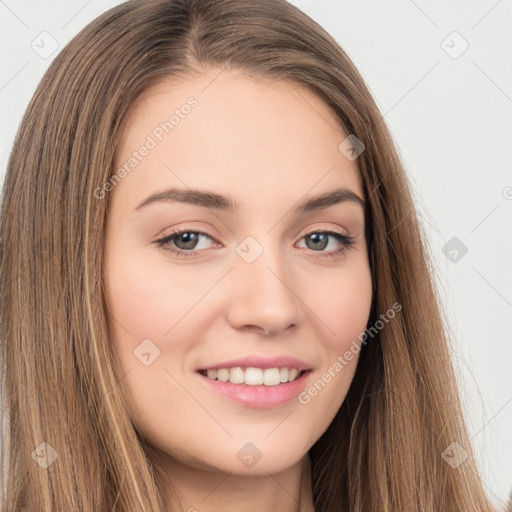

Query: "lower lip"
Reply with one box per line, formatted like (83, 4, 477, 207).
(196, 370, 312, 408)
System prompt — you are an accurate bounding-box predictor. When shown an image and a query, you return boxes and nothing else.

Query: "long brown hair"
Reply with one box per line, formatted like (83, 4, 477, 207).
(0, 0, 496, 510)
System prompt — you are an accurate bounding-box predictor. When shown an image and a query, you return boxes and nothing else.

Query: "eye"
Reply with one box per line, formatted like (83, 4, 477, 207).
(154, 228, 355, 259)
(296, 229, 355, 259)
(155, 229, 216, 257)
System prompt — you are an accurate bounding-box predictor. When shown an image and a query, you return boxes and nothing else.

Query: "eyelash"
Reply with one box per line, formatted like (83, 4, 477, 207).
(154, 227, 356, 260)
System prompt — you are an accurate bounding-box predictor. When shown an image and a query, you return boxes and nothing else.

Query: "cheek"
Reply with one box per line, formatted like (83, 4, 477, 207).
(286, 259, 372, 426)
(304, 258, 373, 351)
(291, 259, 372, 433)
(104, 248, 222, 409)
(104, 255, 203, 439)
(105, 248, 208, 339)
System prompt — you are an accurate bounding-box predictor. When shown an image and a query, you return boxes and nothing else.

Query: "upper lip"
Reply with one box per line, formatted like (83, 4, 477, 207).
(197, 355, 313, 371)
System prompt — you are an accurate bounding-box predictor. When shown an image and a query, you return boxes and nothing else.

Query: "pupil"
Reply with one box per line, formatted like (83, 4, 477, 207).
(177, 232, 198, 249)
(307, 233, 327, 250)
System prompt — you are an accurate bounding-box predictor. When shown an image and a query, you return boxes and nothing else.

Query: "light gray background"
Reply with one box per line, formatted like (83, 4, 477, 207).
(1, 0, 511, 507)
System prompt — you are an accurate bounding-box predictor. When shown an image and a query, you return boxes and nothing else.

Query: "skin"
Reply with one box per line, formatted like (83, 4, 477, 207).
(104, 69, 373, 512)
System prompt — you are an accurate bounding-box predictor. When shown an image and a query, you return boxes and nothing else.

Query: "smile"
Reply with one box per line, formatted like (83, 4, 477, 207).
(196, 368, 312, 408)
(198, 366, 305, 386)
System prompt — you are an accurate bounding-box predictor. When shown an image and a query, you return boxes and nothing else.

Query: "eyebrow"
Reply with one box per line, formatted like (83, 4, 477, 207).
(133, 186, 365, 213)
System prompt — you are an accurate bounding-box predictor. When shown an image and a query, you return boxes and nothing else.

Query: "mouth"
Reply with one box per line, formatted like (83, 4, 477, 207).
(197, 367, 310, 386)
(195, 367, 313, 408)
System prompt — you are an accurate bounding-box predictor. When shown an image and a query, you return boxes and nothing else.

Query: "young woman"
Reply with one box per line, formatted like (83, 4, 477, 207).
(0, 0, 497, 510)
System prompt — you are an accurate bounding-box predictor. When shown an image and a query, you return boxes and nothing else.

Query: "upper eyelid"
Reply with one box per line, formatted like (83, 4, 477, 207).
(161, 221, 352, 238)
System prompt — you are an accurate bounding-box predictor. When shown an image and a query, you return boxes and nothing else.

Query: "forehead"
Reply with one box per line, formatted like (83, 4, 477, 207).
(112, 70, 364, 212)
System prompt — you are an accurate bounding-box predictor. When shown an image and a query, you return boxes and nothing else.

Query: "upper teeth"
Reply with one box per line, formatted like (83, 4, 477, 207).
(205, 367, 302, 386)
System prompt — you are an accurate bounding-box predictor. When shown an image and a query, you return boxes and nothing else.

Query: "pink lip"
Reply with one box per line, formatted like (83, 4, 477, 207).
(197, 355, 313, 371)
(196, 370, 312, 408)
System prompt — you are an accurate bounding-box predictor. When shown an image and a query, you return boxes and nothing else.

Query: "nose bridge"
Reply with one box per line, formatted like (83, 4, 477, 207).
(226, 233, 302, 333)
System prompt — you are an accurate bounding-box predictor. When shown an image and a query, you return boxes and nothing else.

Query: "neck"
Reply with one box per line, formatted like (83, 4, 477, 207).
(154, 450, 315, 512)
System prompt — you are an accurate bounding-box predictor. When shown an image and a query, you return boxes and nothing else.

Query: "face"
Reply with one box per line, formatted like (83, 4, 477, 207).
(104, 69, 372, 476)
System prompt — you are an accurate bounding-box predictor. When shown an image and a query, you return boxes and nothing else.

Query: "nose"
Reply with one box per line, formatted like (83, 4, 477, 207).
(225, 245, 303, 336)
